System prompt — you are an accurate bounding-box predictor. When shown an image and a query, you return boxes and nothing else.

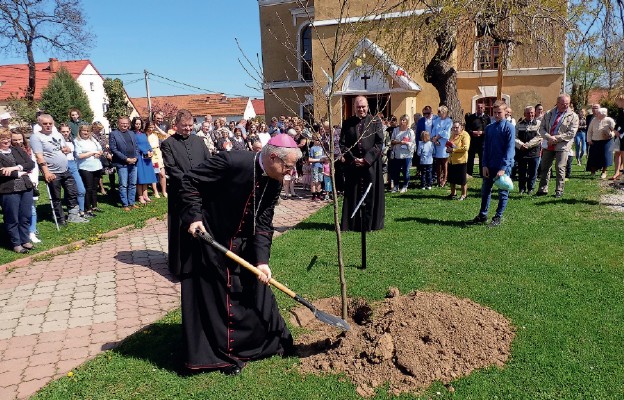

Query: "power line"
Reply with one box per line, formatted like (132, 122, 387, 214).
(147, 72, 261, 98)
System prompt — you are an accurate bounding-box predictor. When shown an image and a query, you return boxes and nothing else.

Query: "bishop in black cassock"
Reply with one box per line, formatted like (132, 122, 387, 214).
(340, 96, 385, 231)
(161, 126, 211, 277)
(179, 134, 301, 374)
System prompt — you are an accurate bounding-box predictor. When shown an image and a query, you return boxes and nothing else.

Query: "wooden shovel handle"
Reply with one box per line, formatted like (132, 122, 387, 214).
(222, 249, 297, 299)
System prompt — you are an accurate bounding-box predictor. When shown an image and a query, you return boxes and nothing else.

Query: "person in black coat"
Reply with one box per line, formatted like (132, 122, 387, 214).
(161, 110, 211, 277)
(465, 103, 492, 177)
(339, 95, 385, 231)
(0, 129, 35, 253)
(179, 133, 302, 375)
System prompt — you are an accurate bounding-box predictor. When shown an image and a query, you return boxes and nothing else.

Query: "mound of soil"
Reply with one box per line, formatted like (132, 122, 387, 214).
(291, 289, 515, 397)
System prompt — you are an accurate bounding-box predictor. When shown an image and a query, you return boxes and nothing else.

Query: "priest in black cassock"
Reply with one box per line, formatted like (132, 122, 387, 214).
(161, 110, 211, 277)
(340, 95, 385, 231)
(179, 134, 302, 375)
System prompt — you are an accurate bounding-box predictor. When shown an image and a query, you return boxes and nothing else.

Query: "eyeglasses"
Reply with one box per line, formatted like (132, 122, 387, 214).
(423, 113, 431, 115)
(276, 157, 296, 171)
(41, 122, 53, 126)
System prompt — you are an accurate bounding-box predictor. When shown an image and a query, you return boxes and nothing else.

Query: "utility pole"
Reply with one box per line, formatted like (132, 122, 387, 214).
(144, 70, 152, 121)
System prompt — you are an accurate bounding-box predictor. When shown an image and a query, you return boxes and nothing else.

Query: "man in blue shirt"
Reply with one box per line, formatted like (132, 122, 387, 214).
(470, 101, 515, 227)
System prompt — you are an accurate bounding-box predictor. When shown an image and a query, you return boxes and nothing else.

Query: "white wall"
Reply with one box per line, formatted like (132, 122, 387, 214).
(76, 64, 110, 132)
(243, 99, 257, 120)
(75, 64, 138, 133)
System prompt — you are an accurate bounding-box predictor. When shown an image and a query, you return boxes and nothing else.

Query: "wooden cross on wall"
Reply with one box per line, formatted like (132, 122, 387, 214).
(361, 74, 371, 90)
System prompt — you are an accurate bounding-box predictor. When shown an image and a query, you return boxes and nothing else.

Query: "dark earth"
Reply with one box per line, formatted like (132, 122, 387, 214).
(291, 289, 515, 397)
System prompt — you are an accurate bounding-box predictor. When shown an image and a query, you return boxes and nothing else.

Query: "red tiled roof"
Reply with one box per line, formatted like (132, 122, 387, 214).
(0, 59, 92, 101)
(251, 99, 265, 116)
(131, 94, 255, 118)
(587, 88, 609, 105)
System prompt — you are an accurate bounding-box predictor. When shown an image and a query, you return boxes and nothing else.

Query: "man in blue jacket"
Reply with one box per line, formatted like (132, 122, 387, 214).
(109, 116, 138, 210)
(470, 101, 515, 227)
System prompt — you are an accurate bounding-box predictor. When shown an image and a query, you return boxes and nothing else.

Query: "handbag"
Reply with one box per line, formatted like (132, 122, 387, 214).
(100, 153, 111, 168)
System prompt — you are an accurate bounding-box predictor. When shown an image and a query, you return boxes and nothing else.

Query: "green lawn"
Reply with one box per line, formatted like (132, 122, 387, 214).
(32, 167, 624, 399)
(0, 175, 167, 265)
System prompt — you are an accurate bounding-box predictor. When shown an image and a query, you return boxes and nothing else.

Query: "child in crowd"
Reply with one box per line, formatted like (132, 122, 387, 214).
(417, 131, 434, 189)
(301, 162, 312, 191)
(308, 135, 325, 201)
(282, 170, 296, 198)
(322, 156, 332, 200)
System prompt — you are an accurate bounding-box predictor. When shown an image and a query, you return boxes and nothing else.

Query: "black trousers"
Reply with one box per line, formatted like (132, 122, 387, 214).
(467, 140, 483, 177)
(47, 170, 78, 223)
(79, 169, 103, 211)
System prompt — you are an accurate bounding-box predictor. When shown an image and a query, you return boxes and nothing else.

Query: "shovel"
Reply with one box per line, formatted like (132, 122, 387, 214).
(196, 229, 350, 331)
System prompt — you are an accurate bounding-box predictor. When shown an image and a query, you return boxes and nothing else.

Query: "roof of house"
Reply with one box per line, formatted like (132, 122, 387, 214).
(251, 99, 265, 116)
(0, 59, 93, 101)
(587, 88, 609, 105)
(131, 94, 263, 118)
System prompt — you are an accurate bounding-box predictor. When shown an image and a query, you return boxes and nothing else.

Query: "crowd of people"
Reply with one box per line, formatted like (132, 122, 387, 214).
(0, 94, 622, 250)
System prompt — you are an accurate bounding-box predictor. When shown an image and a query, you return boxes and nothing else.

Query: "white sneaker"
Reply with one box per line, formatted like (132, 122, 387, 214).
(400, 187, 407, 193)
(29, 232, 41, 243)
(391, 187, 398, 193)
(426, 186, 432, 190)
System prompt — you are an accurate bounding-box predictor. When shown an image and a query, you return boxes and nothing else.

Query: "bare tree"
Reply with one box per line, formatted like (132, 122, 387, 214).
(0, 0, 94, 103)
(248, 0, 401, 319)
(567, 0, 624, 105)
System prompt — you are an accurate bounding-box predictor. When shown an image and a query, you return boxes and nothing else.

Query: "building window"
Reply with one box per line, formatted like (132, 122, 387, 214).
(102, 103, 109, 113)
(475, 19, 502, 71)
(90, 82, 95, 91)
(477, 97, 498, 116)
(477, 39, 500, 70)
(300, 24, 313, 81)
(302, 103, 314, 125)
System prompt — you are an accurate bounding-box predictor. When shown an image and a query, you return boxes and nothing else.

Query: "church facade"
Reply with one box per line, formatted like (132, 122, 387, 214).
(258, 0, 564, 122)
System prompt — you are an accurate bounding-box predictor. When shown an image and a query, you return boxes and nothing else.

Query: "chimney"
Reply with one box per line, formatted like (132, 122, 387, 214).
(49, 58, 59, 73)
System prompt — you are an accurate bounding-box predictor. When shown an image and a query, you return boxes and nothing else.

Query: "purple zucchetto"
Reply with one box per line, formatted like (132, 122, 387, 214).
(267, 133, 298, 148)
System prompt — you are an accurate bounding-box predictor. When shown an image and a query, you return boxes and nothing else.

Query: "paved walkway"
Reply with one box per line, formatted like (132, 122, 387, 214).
(0, 196, 327, 399)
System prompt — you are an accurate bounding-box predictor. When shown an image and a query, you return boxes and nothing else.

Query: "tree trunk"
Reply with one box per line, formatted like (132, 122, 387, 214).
(326, 94, 348, 320)
(423, 27, 463, 122)
(26, 43, 36, 104)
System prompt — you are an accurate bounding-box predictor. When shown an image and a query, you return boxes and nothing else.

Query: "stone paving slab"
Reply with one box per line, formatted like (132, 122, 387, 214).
(0, 195, 326, 399)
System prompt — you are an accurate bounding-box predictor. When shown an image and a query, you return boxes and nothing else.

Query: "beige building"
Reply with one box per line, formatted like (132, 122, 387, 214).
(258, 0, 564, 123)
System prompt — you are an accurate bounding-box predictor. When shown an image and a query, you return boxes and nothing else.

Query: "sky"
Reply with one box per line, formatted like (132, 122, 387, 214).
(1, 0, 264, 99)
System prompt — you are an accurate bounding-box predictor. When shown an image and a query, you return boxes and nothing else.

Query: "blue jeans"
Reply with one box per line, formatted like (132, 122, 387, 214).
(67, 159, 86, 211)
(479, 175, 509, 218)
(30, 204, 37, 233)
(391, 157, 412, 189)
(117, 164, 137, 207)
(323, 175, 333, 193)
(0, 190, 33, 247)
(420, 164, 432, 187)
(574, 130, 586, 160)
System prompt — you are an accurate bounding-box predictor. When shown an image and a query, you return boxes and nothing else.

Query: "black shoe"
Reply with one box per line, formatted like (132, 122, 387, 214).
(469, 214, 488, 224)
(221, 365, 242, 376)
(555, 192, 563, 198)
(489, 216, 502, 227)
(446, 194, 458, 200)
(535, 191, 547, 196)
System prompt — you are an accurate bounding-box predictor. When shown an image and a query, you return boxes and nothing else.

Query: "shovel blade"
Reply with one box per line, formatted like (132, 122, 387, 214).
(314, 309, 351, 331)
